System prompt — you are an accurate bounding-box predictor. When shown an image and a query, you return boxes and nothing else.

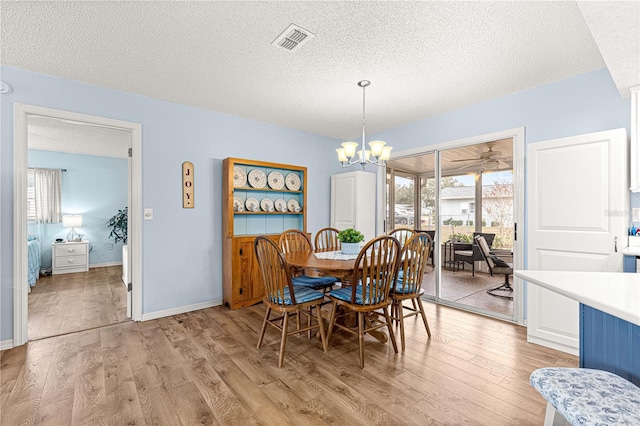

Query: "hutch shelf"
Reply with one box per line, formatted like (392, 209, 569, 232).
(222, 158, 307, 309)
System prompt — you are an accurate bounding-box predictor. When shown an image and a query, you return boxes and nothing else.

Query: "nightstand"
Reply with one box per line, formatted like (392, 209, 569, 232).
(52, 240, 89, 275)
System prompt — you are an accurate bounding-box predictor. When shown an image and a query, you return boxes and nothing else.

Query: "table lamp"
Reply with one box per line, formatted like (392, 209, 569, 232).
(62, 214, 83, 241)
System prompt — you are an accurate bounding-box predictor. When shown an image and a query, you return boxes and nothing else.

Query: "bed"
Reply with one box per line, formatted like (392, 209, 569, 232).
(27, 237, 41, 287)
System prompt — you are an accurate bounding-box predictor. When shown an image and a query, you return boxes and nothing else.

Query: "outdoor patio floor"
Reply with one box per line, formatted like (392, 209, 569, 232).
(421, 265, 514, 317)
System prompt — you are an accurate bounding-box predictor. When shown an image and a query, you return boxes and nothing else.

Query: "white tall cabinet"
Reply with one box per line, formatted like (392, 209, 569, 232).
(630, 86, 640, 192)
(330, 171, 376, 241)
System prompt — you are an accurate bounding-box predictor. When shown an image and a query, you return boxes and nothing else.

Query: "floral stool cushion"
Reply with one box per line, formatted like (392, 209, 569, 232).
(529, 367, 640, 425)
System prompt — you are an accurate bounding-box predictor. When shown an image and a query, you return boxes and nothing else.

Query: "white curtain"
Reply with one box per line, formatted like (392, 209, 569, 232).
(34, 168, 62, 223)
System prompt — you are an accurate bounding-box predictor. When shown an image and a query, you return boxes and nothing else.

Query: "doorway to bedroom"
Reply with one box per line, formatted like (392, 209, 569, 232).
(26, 115, 132, 339)
(14, 104, 142, 345)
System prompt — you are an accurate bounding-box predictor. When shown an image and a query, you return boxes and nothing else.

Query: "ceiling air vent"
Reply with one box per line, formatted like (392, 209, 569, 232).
(271, 24, 315, 52)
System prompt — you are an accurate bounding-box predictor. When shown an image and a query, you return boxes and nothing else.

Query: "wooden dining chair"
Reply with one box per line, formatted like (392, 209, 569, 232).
(254, 236, 328, 368)
(278, 229, 338, 293)
(390, 233, 432, 351)
(326, 235, 401, 368)
(314, 227, 341, 252)
(388, 228, 416, 247)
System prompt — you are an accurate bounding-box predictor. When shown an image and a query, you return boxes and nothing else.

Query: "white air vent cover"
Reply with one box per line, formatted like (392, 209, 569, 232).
(271, 24, 315, 52)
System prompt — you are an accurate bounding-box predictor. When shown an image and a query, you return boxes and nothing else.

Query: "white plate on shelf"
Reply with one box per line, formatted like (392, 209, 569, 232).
(260, 198, 274, 212)
(245, 197, 260, 212)
(285, 173, 301, 191)
(267, 171, 285, 190)
(274, 199, 287, 212)
(287, 199, 301, 212)
(248, 169, 267, 188)
(233, 166, 247, 188)
(233, 197, 245, 212)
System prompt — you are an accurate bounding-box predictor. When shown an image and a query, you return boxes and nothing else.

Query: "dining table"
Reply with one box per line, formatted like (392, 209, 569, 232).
(283, 249, 390, 343)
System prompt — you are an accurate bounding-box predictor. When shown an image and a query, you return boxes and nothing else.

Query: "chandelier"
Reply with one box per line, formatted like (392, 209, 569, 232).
(336, 80, 392, 168)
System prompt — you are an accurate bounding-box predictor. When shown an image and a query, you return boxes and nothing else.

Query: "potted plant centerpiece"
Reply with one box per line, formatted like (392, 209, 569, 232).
(107, 207, 128, 284)
(338, 228, 365, 255)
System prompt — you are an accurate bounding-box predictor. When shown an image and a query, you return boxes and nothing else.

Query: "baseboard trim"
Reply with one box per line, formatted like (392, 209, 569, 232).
(141, 300, 223, 322)
(1, 339, 14, 351)
(90, 261, 122, 268)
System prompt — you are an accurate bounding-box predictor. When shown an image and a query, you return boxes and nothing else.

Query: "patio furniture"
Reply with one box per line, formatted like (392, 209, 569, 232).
(453, 232, 495, 276)
(475, 234, 513, 300)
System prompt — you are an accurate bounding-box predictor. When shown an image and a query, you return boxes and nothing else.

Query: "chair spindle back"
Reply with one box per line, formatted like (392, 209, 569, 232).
(255, 236, 295, 306)
(279, 229, 312, 254)
(351, 235, 401, 305)
(396, 233, 432, 294)
(314, 227, 341, 252)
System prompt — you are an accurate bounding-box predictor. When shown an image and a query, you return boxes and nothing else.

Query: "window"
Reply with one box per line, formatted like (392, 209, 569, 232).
(469, 202, 475, 214)
(27, 168, 36, 220)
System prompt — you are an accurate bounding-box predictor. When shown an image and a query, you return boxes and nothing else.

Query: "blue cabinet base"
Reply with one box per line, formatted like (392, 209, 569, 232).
(580, 304, 640, 386)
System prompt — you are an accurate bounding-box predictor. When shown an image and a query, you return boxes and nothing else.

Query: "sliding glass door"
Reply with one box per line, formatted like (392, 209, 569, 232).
(385, 139, 515, 320)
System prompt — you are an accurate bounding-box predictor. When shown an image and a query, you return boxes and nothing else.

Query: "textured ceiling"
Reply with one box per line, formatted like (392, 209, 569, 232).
(28, 115, 131, 159)
(1, 1, 632, 140)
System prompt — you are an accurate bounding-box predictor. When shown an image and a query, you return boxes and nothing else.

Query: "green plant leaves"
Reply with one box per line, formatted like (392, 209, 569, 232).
(107, 207, 128, 244)
(337, 228, 365, 243)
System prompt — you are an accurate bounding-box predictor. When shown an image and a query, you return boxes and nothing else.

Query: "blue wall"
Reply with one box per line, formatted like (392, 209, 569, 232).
(1, 65, 344, 341)
(28, 150, 128, 268)
(1, 65, 632, 342)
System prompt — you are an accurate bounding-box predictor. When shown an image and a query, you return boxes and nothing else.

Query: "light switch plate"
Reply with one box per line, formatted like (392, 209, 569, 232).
(633, 208, 640, 223)
(144, 208, 153, 220)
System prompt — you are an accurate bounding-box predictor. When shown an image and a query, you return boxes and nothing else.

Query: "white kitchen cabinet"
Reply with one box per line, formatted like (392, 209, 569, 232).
(330, 171, 376, 241)
(52, 240, 89, 275)
(630, 86, 640, 192)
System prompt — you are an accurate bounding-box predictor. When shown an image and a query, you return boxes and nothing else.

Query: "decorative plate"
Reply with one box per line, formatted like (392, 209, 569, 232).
(233, 197, 245, 212)
(285, 173, 301, 191)
(233, 166, 247, 188)
(245, 197, 260, 212)
(260, 198, 274, 212)
(267, 171, 285, 190)
(287, 199, 301, 212)
(248, 169, 267, 188)
(274, 199, 287, 212)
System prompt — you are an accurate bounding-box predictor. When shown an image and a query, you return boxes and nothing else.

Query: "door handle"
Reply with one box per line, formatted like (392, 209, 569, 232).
(614, 236, 618, 253)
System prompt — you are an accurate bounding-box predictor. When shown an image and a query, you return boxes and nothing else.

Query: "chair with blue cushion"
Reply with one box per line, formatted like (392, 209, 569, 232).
(279, 229, 338, 293)
(390, 233, 432, 350)
(254, 236, 328, 368)
(326, 235, 401, 368)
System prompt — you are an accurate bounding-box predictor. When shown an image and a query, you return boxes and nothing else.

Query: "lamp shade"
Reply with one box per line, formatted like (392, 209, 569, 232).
(341, 142, 359, 159)
(62, 214, 82, 228)
(368, 140, 386, 157)
(336, 148, 348, 163)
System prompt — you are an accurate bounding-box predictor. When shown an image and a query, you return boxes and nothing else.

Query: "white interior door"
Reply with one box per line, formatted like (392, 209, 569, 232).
(526, 128, 628, 354)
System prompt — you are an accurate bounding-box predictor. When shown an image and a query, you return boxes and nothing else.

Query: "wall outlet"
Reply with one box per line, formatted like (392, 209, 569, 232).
(107, 243, 113, 250)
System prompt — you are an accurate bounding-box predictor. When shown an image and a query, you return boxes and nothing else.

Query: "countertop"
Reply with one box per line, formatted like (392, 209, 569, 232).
(622, 246, 640, 256)
(514, 270, 640, 326)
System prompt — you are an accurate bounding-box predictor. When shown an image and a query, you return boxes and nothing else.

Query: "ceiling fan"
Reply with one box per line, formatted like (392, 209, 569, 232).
(450, 142, 512, 171)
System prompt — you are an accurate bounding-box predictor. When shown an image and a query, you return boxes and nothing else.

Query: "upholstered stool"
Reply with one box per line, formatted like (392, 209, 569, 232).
(530, 367, 640, 425)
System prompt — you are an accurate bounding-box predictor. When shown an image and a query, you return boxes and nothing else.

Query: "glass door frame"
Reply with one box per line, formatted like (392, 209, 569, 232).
(377, 127, 525, 325)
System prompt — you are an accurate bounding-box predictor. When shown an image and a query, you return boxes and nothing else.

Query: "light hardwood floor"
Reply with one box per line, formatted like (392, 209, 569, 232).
(28, 266, 128, 340)
(1, 299, 577, 425)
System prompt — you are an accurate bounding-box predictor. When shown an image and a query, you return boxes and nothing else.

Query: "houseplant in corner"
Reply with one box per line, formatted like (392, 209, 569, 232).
(107, 207, 128, 284)
(338, 228, 365, 255)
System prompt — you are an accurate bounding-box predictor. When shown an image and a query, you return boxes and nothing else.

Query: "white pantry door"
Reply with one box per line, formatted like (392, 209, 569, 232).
(527, 128, 628, 354)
